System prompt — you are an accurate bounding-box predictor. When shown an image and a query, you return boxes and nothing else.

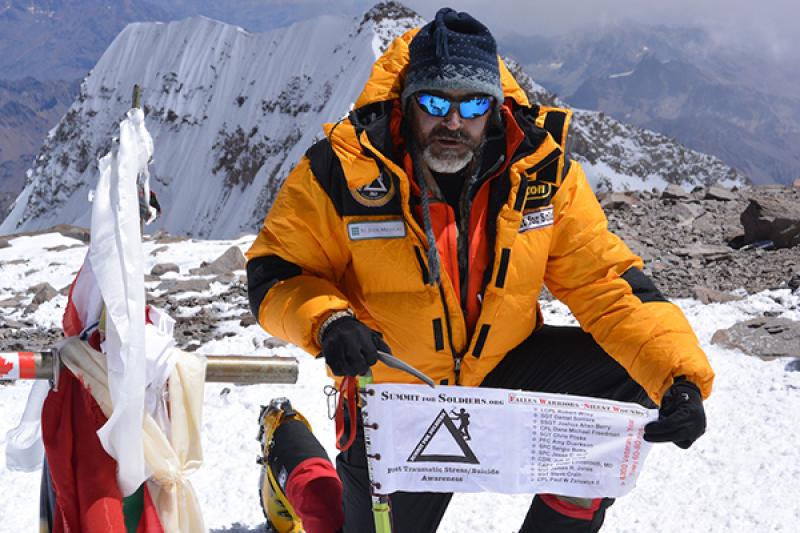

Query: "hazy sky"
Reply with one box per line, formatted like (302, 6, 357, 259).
(391, 0, 797, 62)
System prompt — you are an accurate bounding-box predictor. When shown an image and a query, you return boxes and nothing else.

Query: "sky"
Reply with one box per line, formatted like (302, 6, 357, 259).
(386, 0, 798, 62)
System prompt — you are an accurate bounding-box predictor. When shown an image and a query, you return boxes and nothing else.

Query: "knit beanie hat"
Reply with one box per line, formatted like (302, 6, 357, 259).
(401, 7, 504, 110)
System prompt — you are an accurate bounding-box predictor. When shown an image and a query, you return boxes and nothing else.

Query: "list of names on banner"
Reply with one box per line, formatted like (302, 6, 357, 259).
(511, 393, 648, 490)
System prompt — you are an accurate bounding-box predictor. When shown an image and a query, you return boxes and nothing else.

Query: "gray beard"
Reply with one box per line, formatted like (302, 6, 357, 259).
(422, 144, 475, 173)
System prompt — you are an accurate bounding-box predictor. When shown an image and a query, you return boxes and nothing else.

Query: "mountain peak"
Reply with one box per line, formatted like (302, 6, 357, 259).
(356, 1, 423, 56)
(359, 1, 420, 27)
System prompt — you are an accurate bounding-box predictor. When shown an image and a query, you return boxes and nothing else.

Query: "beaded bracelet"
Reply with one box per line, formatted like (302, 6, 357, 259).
(317, 309, 354, 345)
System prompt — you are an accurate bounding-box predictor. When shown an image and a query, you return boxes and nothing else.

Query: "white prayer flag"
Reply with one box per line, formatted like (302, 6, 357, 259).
(362, 384, 658, 498)
(90, 107, 153, 496)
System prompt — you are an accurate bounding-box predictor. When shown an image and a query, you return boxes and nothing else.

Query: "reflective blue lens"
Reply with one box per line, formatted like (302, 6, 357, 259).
(458, 96, 492, 119)
(417, 94, 452, 117)
(416, 93, 493, 119)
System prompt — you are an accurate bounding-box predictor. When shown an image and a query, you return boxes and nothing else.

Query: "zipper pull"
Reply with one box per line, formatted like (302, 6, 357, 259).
(454, 356, 462, 383)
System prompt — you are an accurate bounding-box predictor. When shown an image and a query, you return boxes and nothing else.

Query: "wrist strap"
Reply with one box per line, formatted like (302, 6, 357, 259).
(317, 310, 354, 345)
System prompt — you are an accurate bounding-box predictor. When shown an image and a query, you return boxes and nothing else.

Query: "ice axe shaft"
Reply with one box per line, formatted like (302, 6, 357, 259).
(376, 350, 435, 388)
(354, 353, 432, 533)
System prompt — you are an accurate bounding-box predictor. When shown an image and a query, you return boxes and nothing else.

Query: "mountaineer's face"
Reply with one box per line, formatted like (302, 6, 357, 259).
(409, 89, 492, 174)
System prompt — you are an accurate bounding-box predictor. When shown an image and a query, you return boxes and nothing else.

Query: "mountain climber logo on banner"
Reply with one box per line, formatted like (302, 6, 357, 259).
(407, 408, 479, 464)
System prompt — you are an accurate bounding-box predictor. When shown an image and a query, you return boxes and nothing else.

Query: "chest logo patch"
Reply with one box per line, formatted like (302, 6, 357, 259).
(525, 182, 552, 202)
(519, 206, 554, 233)
(523, 181, 554, 210)
(351, 173, 395, 207)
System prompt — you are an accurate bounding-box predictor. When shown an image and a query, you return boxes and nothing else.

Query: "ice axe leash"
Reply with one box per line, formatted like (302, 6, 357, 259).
(366, 353, 433, 532)
(334, 351, 434, 452)
(332, 353, 433, 533)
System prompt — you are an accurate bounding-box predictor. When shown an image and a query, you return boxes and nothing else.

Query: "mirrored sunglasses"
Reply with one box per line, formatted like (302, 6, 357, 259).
(416, 93, 493, 119)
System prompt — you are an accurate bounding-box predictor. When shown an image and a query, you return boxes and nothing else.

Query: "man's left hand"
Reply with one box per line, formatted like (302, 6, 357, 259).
(644, 377, 706, 449)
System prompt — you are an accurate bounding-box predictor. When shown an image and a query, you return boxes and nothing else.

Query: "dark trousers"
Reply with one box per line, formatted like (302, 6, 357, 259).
(336, 325, 656, 533)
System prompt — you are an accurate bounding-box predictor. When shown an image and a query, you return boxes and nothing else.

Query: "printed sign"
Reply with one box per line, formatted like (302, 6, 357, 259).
(362, 384, 657, 498)
(348, 220, 406, 240)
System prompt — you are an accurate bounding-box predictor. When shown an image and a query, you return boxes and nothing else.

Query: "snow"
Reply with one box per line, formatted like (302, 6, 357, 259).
(609, 70, 634, 79)
(581, 159, 670, 192)
(2, 233, 799, 531)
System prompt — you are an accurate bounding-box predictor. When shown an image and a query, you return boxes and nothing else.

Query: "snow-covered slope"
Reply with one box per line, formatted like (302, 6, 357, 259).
(1, 2, 744, 238)
(1, 4, 423, 238)
(1, 232, 798, 531)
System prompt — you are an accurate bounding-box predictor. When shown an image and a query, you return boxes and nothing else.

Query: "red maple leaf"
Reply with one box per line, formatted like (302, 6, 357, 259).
(0, 355, 15, 377)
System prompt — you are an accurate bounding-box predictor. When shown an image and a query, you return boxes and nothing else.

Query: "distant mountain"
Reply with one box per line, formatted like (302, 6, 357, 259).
(504, 59, 743, 193)
(0, 0, 174, 219)
(1, 2, 744, 238)
(1, 3, 424, 237)
(0, 0, 172, 81)
(504, 25, 711, 98)
(569, 53, 800, 185)
(0, 0, 376, 220)
(503, 23, 800, 185)
(145, 0, 370, 32)
(0, 1, 373, 82)
(0, 77, 79, 217)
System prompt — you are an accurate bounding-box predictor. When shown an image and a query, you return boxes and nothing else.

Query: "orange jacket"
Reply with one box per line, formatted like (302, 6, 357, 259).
(246, 29, 714, 404)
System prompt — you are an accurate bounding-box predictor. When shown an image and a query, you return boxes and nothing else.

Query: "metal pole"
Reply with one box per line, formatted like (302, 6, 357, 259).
(204, 354, 297, 384)
(1, 351, 298, 384)
(132, 84, 141, 109)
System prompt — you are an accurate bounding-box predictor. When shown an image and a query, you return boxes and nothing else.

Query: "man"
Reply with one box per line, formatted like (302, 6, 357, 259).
(247, 7, 713, 532)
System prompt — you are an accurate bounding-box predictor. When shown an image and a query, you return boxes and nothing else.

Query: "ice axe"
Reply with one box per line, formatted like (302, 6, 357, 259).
(328, 353, 433, 533)
(376, 350, 435, 388)
(359, 352, 433, 533)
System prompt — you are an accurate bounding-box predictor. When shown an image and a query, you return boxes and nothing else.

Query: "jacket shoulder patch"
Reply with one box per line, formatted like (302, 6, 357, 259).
(351, 173, 396, 207)
(306, 139, 401, 217)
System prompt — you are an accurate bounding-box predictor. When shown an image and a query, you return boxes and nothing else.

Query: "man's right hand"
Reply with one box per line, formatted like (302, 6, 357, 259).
(643, 377, 706, 449)
(320, 316, 390, 376)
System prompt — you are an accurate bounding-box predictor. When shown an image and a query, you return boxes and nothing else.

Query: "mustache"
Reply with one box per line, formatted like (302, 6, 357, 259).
(430, 126, 470, 143)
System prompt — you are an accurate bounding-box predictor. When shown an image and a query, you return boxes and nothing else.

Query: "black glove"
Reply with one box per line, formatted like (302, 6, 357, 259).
(644, 377, 706, 449)
(320, 316, 390, 376)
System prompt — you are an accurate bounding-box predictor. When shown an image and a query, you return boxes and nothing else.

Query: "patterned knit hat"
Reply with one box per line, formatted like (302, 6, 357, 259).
(401, 7, 504, 110)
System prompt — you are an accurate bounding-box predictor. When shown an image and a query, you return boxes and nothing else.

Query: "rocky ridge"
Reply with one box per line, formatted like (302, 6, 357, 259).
(2, 184, 798, 362)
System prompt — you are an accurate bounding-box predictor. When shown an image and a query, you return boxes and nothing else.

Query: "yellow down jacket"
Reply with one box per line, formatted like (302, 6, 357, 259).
(246, 29, 714, 404)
